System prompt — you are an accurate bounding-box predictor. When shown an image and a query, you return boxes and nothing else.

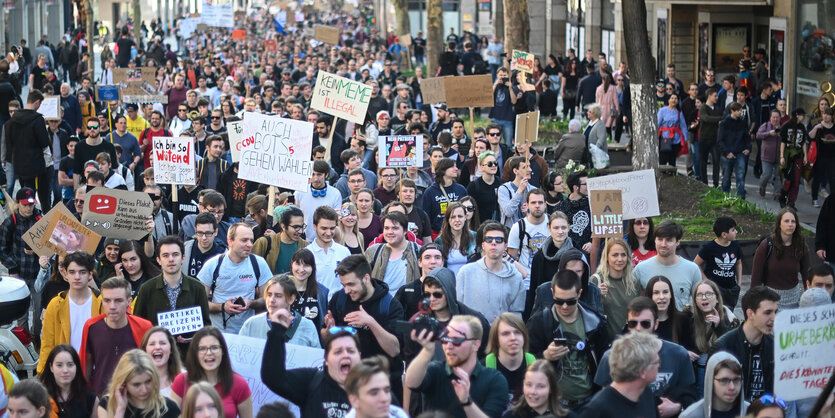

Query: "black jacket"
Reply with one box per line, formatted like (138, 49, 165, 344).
(576, 72, 602, 107)
(710, 324, 774, 396)
(5, 108, 50, 178)
(718, 115, 751, 156)
(816, 195, 835, 262)
(530, 248, 604, 318)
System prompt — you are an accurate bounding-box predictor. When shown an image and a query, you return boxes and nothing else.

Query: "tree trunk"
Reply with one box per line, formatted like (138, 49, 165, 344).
(622, 0, 658, 170)
(503, 0, 529, 55)
(493, 0, 504, 41)
(392, 0, 410, 37)
(132, 0, 142, 42)
(425, 0, 442, 76)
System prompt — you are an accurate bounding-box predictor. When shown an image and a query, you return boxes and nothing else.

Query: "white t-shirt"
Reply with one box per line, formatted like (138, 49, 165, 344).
(508, 217, 550, 278)
(69, 294, 94, 353)
(197, 252, 272, 334)
(633, 256, 702, 310)
(306, 240, 351, 300)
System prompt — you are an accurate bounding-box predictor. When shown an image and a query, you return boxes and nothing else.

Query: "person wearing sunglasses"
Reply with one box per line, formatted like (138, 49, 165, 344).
(527, 269, 609, 412)
(594, 297, 697, 417)
(465, 150, 502, 223)
(680, 352, 748, 418)
(747, 394, 787, 418)
(458, 138, 489, 188)
(698, 68, 719, 98)
(181, 212, 225, 278)
(73, 109, 118, 190)
(263, 312, 361, 417)
(405, 315, 509, 417)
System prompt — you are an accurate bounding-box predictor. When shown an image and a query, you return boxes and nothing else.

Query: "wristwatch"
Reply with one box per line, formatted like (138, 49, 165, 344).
(461, 397, 472, 407)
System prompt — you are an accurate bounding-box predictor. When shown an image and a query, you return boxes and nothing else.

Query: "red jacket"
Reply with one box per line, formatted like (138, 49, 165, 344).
(79, 313, 153, 379)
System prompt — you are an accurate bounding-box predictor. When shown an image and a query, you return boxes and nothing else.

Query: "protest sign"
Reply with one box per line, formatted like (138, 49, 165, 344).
(311, 71, 372, 124)
(421, 77, 447, 105)
(96, 85, 120, 102)
(152, 136, 196, 185)
(379, 135, 423, 167)
(81, 187, 154, 240)
(227, 120, 245, 162)
(444, 75, 493, 108)
(512, 50, 535, 73)
(224, 333, 324, 416)
(157, 307, 204, 335)
(238, 112, 314, 191)
(399, 33, 412, 47)
(586, 169, 660, 219)
(515, 110, 540, 145)
(40, 210, 101, 257)
(178, 17, 201, 39)
(264, 39, 278, 52)
(202, 0, 234, 27)
(315, 25, 340, 44)
(113, 67, 168, 103)
(590, 190, 623, 238)
(232, 29, 246, 39)
(23, 204, 74, 257)
(774, 304, 835, 401)
(37, 96, 60, 120)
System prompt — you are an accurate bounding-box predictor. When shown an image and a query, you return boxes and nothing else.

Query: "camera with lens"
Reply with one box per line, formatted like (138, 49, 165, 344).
(395, 297, 441, 340)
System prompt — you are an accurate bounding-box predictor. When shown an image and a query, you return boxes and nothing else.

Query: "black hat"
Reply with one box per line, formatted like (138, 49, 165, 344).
(16, 188, 36, 204)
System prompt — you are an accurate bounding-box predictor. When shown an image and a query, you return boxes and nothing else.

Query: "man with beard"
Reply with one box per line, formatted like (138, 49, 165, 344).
(198, 223, 272, 334)
(405, 315, 509, 417)
(315, 116, 347, 175)
(325, 255, 405, 402)
(196, 135, 230, 191)
(398, 179, 432, 244)
(138, 111, 171, 170)
(554, 171, 592, 253)
(252, 206, 308, 275)
(508, 190, 549, 281)
(73, 118, 118, 188)
(367, 81, 388, 119)
(145, 184, 177, 243)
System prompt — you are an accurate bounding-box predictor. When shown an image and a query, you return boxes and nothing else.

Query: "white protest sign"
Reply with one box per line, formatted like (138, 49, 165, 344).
(157, 307, 204, 335)
(224, 333, 324, 416)
(38, 96, 60, 120)
(238, 112, 314, 191)
(227, 120, 245, 162)
(586, 169, 660, 219)
(152, 136, 196, 185)
(310, 71, 372, 124)
(774, 304, 835, 401)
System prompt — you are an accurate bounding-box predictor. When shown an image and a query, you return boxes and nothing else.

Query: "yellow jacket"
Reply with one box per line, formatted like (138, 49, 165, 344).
(37, 291, 102, 374)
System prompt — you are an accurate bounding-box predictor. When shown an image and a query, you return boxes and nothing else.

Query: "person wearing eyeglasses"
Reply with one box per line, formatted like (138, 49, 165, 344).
(405, 314, 509, 416)
(181, 212, 225, 278)
(526, 270, 609, 412)
(252, 206, 308, 275)
(593, 297, 697, 417)
(685, 280, 739, 394)
(698, 68, 719, 98)
(144, 183, 177, 243)
(680, 352, 748, 418)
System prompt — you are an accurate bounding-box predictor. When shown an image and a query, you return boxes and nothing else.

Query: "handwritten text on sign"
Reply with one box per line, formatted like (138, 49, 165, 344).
(590, 190, 623, 238)
(157, 307, 204, 335)
(238, 112, 314, 191)
(512, 50, 535, 73)
(224, 333, 324, 416)
(153, 136, 196, 185)
(227, 120, 244, 162)
(774, 304, 835, 401)
(586, 169, 660, 220)
(311, 71, 372, 124)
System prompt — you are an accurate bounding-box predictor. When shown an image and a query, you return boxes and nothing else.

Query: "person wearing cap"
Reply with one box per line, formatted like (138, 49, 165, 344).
(0, 187, 44, 330)
(429, 104, 453, 144)
(5, 90, 52, 206)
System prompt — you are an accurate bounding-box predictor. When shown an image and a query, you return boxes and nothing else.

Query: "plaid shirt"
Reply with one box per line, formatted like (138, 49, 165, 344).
(0, 209, 43, 280)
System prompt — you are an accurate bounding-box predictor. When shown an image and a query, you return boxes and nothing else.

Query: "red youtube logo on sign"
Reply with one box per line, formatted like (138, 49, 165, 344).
(90, 195, 117, 215)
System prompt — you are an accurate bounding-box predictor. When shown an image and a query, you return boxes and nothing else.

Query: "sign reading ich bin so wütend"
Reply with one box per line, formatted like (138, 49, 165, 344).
(773, 304, 835, 401)
(311, 71, 372, 124)
(238, 112, 314, 192)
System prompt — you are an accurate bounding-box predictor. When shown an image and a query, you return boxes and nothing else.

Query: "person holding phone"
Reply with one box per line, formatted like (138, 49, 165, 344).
(98, 350, 180, 418)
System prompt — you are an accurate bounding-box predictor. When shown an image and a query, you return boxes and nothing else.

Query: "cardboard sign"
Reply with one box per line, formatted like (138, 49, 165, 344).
(590, 190, 623, 238)
(232, 29, 246, 39)
(113, 67, 168, 104)
(238, 112, 314, 191)
(227, 120, 245, 162)
(444, 75, 493, 108)
(311, 71, 372, 124)
(314, 24, 340, 45)
(512, 50, 535, 73)
(379, 135, 423, 167)
(81, 187, 154, 240)
(23, 204, 74, 257)
(399, 33, 412, 47)
(38, 96, 60, 120)
(264, 39, 278, 52)
(515, 110, 540, 145)
(153, 136, 196, 185)
(224, 333, 324, 416)
(421, 77, 447, 105)
(40, 210, 101, 257)
(586, 169, 660, 220)
(157, 307, 204, 335)
(96, 85, 120, 102)
(774, 305, 835, 401)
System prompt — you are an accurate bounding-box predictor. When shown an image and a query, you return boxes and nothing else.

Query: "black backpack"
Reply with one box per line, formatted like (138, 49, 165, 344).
(472, 55, 489, 75)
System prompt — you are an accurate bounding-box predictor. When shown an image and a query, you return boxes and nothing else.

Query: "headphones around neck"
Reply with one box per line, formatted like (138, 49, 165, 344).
(312, 187, 327, 198)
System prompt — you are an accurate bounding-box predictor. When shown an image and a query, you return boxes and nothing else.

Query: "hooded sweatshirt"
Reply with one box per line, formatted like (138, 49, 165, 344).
(4, 108, 50, 178)
(531, 248, 604, 318)
(680, 352, 749, 418)
(456, 257, 525, 322)
(526, 235, 576, 319)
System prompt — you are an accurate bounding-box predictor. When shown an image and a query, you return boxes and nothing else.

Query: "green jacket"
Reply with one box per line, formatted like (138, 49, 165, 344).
(132, 273, 212, 328)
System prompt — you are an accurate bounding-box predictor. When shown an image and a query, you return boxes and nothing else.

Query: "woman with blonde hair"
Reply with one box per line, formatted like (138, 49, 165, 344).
(336, 202, 363, 254)
(140, 327, 183, 398)
(98, 349, 180, 418)
(180, 382, 224, 418)
(502, 360, 575, 418)
(590, 238, 641, 336)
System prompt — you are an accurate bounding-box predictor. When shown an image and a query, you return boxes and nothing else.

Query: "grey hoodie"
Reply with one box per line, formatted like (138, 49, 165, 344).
(423, 267, 491, 360)
(456, 257, 525, 321)
(680, 352, 749, 418)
